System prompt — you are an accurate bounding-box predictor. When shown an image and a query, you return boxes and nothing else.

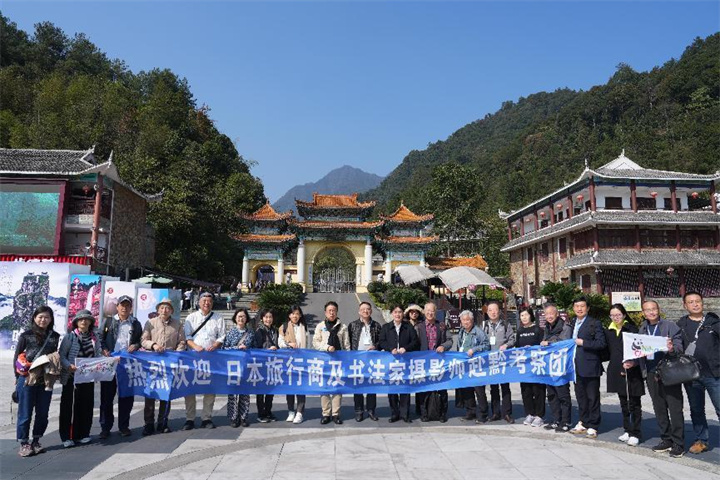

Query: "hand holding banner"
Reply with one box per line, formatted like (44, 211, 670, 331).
(74, 357, 119, 384)
(622, 332, 669, 361)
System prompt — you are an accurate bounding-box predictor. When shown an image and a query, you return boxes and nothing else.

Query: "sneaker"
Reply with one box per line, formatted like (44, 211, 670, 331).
(544, 422, 559, 431)
(556, 424, 571, 433)
(570, 421, 586, 434)
(652, 439, 673, 453)
(627, 436, 639, 447)
(78, 437, 92, 444)
(586, 428, 598, 439)
(689, 440, 709, 454)
(618, 432, 630, 442)
(293, 412, 304, 424)
(267, 414, 278, 422)
(523, 415, 534, 425)
(531, 417, 545, 428)
(18, 443, 34, 457)
(258, 416, 271, 423)
(669, 444, 685, 458)
(201, 420, 215, 429)
(286, 411, 296, 423)
(31, 441, 45, 455)
(62, 440, 75, 448)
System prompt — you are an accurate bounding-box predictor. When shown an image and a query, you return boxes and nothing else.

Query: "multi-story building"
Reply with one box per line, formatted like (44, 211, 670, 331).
(0, 147, 160, 274)
(500, 152, 720, 304)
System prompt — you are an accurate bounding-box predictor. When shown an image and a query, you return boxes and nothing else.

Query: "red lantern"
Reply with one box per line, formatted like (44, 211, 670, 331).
(650, 191, 658, 198)
(556, 203, 563, 209)
(82, 184, 91, 195)
(539, 211, 546, 218)
(525, 217, 532, 222)
(576, 194, 584, 202)
(691, 192, 699, 199)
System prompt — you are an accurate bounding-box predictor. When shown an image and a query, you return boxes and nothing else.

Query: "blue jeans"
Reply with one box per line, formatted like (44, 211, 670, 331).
(685, 376, 720, 444)
(16, 378, 53, 443)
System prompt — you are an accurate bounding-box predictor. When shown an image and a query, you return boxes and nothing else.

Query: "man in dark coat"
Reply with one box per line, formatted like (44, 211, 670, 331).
(379, 304, 420, 423)
(348, 301, 382, 421)
(415, 302, 453, 422)
(569, 296, 607, 439)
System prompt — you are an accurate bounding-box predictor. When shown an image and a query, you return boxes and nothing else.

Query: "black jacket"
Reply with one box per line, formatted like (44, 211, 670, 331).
(14, 329, 61, 378)
(543, 319, 572, 344)
(415, 321, 453, 351)
(573, 316, 607, 378)
(348, 318, 382, 350)
(604, 323, 645, 396)
(99, 315, 142, 352)
(253, 324, 279, 349)
(677, 312, 720, 378)
(379, 321, 419, 352)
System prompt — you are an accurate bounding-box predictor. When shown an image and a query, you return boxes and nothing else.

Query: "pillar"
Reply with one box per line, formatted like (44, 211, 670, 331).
(419, 251, 426, 267)
(589, 177, 597, 212)
(384, 254, 392, 282)
(364, 240, 373, 286)
(276, 254, 284, 285)
(242, 256, 249, 285)
(296, 241, 306, 287)
(90, 174, 104, 257)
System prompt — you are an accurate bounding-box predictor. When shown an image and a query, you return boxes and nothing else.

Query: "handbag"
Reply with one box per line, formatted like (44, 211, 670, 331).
(655, 353, 701, 386)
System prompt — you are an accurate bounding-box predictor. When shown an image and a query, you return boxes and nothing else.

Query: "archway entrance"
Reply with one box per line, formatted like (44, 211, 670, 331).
(255, 264, 275, 289)
(312, 247, 356, 293)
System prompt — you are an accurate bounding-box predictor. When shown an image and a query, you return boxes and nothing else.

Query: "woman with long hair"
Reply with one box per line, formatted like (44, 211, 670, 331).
(14, 306, 61, 457)
(279, 305, 308, 424)
(253, 308, 279, 422)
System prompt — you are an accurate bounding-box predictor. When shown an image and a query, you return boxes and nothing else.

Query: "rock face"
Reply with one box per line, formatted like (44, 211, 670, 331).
(13, 272, 50, 328)
(273, 165, 383, 214)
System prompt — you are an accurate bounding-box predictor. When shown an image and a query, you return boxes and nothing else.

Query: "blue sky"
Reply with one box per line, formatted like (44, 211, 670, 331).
(4, 1, 719, 201)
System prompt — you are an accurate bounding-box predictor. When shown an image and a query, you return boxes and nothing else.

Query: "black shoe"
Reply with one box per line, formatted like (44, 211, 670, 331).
(99, 430, 110, 440)
(489, 414, 501, 422)
(333, 416, 343, 425)
(439, 416, 448, 423)
(463, 413, 477, 421)
(355, 412, 364, 422)
(231, 420, 240, 428)
(119, 428, 132, 437)
(267, 414, 278, 422)
(669, 444, 685, 458)
(421, 416, 430, 422)
(475, 417, 488, 424)
(320, 416, 332, 425)
(368, 411, 379, 421)
(201, 420, 215, 429)
(157, 424, 172, 434)
(142, 424, 155, 436)
(652, 440, 673, 453)
(241, 419, 250, 427)
(544, 422, 559, 431)
(389, 416, 400, 423)
(556, 424, 571, 433)
(504, 414, 515, 424)
(403, 417, 412, 423)
(181, 421, 195, 431)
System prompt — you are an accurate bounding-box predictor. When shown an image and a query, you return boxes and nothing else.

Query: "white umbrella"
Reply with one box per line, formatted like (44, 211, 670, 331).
(395, 265, 436, 285)
(438, 266, 503, 292)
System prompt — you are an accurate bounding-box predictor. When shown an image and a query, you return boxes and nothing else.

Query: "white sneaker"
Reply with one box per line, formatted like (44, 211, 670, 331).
(293, 412, 304, 424)
(586, 428, 598, 439)
(531, 416, 545, 427)
(62, 440, 75, 448)
(627, 436, 639, 447)
(618, 432, 630, 442)
(570, 421, 586, 434)
(286, 411, 296, 422)
(78, 437, 92, 444)
(523, 415, 534, 425)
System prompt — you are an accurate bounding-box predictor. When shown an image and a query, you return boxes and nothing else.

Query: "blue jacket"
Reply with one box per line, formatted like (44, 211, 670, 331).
(573, 316, 607, 378)
(455, 325, 491, 353)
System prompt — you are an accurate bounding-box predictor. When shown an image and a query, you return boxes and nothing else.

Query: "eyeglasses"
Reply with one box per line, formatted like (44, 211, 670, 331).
(609, 314, 624, 319)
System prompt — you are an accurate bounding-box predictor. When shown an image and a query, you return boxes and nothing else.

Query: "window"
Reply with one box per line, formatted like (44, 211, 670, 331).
(605, 196, 623, 209)
(527, 247, 534, 263)
(698, 230, 716, 249)
(637, 197, 656, 210)
(559, 238, 567, 258)
(664, 198, 678, 211)
(540, 243, 549, 262)
(581, 274, 592, 293)
(598, 229, 635, 248)
(640, 230, 674, 248)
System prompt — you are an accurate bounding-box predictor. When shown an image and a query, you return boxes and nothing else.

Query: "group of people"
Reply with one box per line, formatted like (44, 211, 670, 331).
(13, 290, 719, 461)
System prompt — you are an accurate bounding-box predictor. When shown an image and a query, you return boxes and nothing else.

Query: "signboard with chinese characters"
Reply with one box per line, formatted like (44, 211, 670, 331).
(611, 292, 642, 312)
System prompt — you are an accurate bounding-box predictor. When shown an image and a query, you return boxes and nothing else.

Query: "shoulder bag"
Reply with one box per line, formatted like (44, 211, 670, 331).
(655, 352, 701, 386)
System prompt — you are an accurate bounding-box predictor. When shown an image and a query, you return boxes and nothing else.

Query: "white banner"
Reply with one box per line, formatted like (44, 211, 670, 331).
(74, 357, 118, 384)
(622, 332, 669, 361)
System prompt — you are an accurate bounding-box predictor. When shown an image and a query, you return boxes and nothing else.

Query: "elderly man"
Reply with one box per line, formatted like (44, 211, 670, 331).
(540, 303, 573, 432)
(454, 310, 491, 423)
(348, 301, 382, 421)
(415, 302, 453, 422)
(569, 296, 607, 439)
(183, 292, 226, 430)
(141, 298, 186, 435)
(99, 295, 142, 439)
(480, 301, 515, 423)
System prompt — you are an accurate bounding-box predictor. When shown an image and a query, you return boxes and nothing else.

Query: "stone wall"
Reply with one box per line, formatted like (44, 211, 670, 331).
(108, 183, 150, 271)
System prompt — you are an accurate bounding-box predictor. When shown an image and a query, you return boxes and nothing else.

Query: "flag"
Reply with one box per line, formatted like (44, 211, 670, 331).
(622, 332, 668, 361)
(74, 357, 119, 384)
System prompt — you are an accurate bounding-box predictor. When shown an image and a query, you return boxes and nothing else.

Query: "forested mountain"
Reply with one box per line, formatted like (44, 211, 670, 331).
(0, 15, 266, 282)
(273, 165, 383, 214)
(362, 33, 719, 275)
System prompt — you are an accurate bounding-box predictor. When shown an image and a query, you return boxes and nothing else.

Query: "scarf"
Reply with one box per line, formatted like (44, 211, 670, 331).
(325, 319, 342, 351)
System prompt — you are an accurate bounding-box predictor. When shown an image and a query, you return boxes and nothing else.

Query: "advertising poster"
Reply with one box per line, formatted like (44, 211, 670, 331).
(0, 182, 65, 255)
(68, 274, 103, 330)
(0, 261, 88, 350)
(135, 288, 182, 327)
(103, 281, 137, 323)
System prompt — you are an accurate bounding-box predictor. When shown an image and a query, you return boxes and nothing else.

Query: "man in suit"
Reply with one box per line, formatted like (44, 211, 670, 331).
(569, 296, 607, 439)
(379, 304, 420, 423)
